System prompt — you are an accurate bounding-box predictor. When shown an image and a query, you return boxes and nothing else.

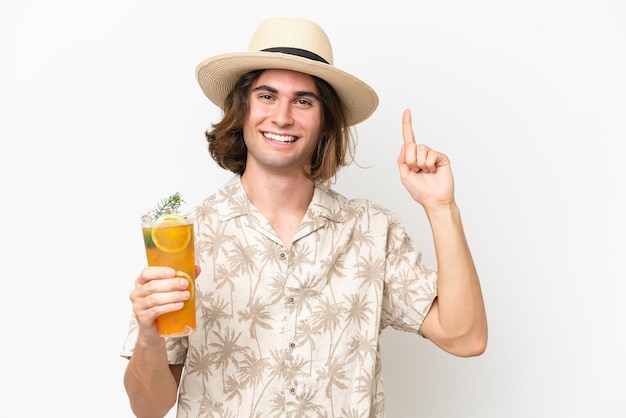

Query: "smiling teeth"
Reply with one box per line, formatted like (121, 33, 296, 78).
(264, 132, 297, 143)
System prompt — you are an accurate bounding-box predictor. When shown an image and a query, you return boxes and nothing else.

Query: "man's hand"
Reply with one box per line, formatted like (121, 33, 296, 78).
(129, 265, 200, 342)
(397, 109, 455, 210)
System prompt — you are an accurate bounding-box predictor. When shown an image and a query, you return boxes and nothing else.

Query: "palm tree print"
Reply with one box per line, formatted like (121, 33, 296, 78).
(209, 327, 247, 382)
(120, 177, 438, 418)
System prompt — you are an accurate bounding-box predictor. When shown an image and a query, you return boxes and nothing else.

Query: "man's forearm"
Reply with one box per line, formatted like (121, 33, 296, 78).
(124, 337, 179, 418)
(427, 203, 487, 350)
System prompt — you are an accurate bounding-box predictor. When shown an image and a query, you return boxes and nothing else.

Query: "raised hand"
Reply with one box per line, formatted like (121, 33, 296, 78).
(397, 109, 455, 210)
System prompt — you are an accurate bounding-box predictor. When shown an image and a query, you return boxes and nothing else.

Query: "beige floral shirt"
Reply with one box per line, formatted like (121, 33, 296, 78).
(121, 175, 437, 418)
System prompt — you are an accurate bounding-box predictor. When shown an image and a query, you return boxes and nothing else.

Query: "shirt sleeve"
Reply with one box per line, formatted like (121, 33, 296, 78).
(119, 313, 189, 364)
(380, 217, 438, 335)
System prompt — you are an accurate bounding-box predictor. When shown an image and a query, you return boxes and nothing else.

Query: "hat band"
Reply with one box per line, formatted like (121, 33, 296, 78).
(261, 47, 329, 64)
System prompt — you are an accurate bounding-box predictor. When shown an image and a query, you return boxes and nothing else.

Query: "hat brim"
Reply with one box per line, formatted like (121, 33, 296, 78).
(196, 52, 379, 127)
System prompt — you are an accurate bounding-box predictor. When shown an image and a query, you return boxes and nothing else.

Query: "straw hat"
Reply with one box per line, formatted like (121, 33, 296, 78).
(195, 17, 379, 126)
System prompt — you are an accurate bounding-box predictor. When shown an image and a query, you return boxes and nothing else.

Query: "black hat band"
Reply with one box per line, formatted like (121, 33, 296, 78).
(261, 47, 329, 64)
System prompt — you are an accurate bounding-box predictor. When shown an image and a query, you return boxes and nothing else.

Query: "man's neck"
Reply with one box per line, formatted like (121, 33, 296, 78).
(240, 169, 315, 248)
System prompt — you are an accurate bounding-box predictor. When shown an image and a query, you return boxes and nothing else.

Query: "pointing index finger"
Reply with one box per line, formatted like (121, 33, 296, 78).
(402, 108, 416, 145)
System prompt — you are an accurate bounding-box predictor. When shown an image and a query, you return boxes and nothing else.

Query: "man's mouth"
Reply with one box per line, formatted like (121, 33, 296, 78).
(263, 132, 298, 144)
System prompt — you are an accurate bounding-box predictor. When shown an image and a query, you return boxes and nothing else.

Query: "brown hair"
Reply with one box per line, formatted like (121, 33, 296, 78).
(205, 70, 355, 182)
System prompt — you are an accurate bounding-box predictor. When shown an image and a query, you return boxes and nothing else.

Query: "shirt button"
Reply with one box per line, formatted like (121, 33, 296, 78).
(289, 387, 296, 395)
(279, 252, 286, 259)
(289, 342, 296, 349)
(288, 296, 295, 304)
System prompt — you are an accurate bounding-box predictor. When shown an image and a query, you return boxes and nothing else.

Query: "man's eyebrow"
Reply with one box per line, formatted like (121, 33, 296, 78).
(294, 91, 320, 101)
(252, 85, 278, 94)
(251, 85, 320, 100)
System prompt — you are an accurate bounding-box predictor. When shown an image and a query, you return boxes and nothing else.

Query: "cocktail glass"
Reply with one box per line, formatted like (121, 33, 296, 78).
(141, 215, 196, 337)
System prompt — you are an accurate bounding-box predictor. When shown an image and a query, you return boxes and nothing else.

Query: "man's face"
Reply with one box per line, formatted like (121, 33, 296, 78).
(242, 69, 323, 177)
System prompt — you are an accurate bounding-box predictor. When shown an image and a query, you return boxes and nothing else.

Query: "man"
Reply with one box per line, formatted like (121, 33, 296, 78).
(121, 16, 487, 418)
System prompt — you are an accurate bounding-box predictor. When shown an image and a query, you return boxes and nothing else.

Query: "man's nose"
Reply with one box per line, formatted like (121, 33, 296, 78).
(271, 102, 294, 126)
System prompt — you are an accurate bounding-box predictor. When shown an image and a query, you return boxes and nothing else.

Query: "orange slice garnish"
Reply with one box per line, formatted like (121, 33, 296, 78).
(150, 214, 191, 253)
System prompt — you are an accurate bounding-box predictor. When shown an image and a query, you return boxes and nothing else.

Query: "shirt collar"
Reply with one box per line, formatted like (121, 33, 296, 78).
(216, 175, 346, 224)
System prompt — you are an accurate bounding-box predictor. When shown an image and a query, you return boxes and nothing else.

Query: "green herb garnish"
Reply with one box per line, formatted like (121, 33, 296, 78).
(152, 192, 185, 218)
(141, 192, 185, 223)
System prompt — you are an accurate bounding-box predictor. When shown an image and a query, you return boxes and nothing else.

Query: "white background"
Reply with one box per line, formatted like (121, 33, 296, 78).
(1, 0, 625, 417)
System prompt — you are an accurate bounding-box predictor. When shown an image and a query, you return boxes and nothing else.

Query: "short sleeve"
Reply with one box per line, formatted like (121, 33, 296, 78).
(381, 218, 438, 335)
(119, 313, 189, 364)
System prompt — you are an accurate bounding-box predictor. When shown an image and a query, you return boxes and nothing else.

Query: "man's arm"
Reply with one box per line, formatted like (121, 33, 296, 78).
(397, 108, 487, 357)
(417, 202, 487, 357)
(124, 336, 182, 418)
(123, 265, 192, 417)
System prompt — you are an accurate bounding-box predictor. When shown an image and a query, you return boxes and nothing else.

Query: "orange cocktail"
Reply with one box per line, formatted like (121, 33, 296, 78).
(142, 215, 196, 337)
